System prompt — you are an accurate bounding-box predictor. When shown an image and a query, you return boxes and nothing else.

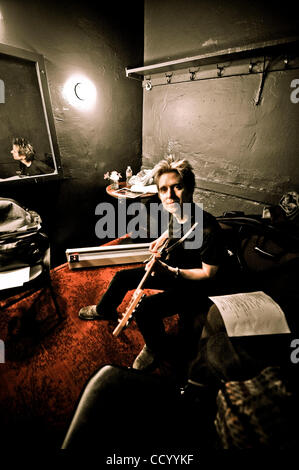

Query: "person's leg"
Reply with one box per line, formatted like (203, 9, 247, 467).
(186, 304, 241, 393)
(95, 267, 145, 317)
(133, 280, 198, 351)
(177, 284, 214, 360)
(79, 265, 178, 320)
(79, 267, 145, 320)
(176, 282, 240, 384)
(132, 281, 207, 371)
(132, 279, 226, 371)
(61, 364, 182, 452)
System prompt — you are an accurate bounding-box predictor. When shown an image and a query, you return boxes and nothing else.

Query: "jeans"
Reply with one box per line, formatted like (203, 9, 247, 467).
(96, 266, 227, 355)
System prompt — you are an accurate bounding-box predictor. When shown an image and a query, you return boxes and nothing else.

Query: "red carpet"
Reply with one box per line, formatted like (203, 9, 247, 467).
(0, 259, 178, 450)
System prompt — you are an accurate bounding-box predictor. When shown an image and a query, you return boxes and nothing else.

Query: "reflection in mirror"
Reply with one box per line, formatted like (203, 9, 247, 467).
(11, 137, 55, 177)
(0, 43, 62, 183)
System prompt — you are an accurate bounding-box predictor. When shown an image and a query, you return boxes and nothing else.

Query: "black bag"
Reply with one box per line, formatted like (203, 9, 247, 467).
(187, 213, 299, 392)
(0, 198, 48, 272)
(217, 212, 299, 275)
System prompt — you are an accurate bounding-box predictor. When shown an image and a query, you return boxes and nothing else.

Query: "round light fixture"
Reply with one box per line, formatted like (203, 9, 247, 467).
(63, 75, 97, 111)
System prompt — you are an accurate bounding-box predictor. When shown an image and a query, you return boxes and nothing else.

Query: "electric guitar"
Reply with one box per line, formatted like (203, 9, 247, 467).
(112, 242, 167, 337)
(112, 221, 198, 337)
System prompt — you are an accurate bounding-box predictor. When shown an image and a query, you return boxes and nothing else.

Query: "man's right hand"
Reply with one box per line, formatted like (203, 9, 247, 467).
(149, 232, 168, 253)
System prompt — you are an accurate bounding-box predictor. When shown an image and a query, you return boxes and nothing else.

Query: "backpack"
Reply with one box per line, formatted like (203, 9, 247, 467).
(0, 198, 48, 273)
(214, 366, 299, 449)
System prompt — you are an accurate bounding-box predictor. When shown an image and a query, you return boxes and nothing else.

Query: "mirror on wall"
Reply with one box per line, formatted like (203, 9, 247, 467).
(0, 43, 62, 184)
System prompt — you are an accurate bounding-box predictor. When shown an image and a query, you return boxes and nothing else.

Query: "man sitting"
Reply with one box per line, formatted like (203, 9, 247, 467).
(79, 157, 231, 372)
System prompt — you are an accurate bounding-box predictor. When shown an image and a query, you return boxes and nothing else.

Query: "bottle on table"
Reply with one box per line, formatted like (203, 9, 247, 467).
(126, 166, 133, 186)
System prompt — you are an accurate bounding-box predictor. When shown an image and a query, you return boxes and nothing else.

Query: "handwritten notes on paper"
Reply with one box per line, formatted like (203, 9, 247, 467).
(209, 291, 290, 337)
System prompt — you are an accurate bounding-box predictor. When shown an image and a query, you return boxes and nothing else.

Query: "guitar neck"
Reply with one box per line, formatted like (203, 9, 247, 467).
(112, 258, 157, 337)
(136, 260, 155, 290)
(112, 288, 144, 337)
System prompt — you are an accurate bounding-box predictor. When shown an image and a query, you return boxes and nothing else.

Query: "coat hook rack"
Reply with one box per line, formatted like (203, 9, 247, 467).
(126, 36, 299, 81)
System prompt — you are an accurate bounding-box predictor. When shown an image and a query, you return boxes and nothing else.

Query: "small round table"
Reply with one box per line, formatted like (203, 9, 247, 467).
(106, 182, 157, 200)
(105, 182, 159, 240)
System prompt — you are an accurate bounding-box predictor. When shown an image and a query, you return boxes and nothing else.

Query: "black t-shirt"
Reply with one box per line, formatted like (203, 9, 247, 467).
(19, 159, 54, 176)
(163, 203, 226, 270)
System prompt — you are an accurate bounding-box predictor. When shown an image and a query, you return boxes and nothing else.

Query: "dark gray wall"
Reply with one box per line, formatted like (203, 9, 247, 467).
(0, 0, 144, 265)
(143, 0, 299, 216)
(144, 0, 299, 64)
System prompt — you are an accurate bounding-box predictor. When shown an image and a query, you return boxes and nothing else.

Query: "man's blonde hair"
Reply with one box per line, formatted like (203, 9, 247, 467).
(153, 156, 195, 193)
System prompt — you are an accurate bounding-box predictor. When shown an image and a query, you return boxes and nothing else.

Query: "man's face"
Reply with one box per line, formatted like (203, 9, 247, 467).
(11, 145, 22, 160)
(158, 171, 192, 215)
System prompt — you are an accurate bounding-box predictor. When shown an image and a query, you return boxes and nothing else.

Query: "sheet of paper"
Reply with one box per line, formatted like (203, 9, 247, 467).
(130, 184, 158, 194)
(209, 291, 290, 337)
(0, 266, 30, 290)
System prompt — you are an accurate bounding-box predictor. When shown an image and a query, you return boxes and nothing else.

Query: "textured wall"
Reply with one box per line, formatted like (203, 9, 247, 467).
(144, 0, 299, 64)
(143, 0, 299, 216)
(0, 0, 144, 265)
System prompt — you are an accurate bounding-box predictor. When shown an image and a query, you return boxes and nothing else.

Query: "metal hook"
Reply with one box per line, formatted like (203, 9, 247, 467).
(255, 56, 269, 106)
(145, 76, 152, 91)
(165, 72, 173, 84)
(189, 67, 199, 81)
(284, 56, 289, 68)
(249, 61, 257, 73)
(217, 64, 224, 77)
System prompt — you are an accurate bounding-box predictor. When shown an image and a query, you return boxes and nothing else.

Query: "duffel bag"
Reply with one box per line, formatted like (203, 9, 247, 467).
(0, 198, 48, 272)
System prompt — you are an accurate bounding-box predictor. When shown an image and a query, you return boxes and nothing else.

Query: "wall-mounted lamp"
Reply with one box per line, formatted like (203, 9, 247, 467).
(63, 74, 97, 110)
